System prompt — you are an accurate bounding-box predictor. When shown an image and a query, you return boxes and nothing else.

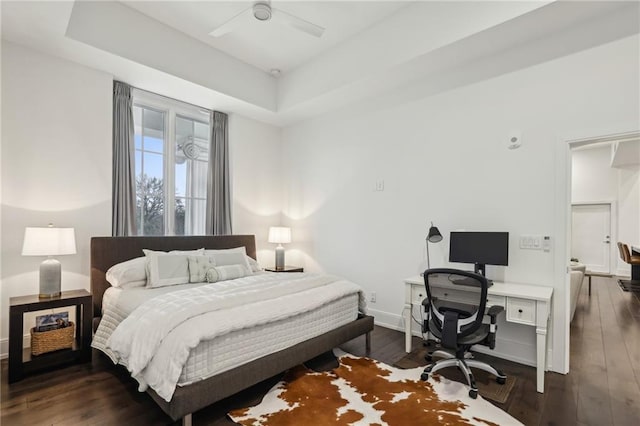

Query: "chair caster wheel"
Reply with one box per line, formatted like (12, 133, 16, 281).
(469, 389, 478, 399)
(496, 377, 506, 385)
(425, 366, 433, 373)
(420, 372, 429, 381)
(424, 354, 433, 361)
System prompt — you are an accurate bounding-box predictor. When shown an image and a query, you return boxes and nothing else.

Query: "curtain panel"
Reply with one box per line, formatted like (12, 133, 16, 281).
(112, 81, 137, 236)
(206, 111, 232, 235)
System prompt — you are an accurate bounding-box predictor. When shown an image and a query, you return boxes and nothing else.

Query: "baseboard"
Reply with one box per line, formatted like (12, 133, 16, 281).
(615, 267, 630, 278)
(367, 308, 406, 332)
(0, 335, 30, 360)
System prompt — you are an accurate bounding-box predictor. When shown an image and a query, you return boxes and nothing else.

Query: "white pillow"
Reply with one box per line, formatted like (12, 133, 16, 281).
(106, 257, 147, 288)
(188, 255, 216, 283)
(246, 256, 261, 273)
(143, 248, 204, 288)
(206, 264, 251, 283)
(204, 247, 252, 273)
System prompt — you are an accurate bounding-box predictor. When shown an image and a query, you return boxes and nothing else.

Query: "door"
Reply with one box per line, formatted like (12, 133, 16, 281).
(571, 204, 611, 273)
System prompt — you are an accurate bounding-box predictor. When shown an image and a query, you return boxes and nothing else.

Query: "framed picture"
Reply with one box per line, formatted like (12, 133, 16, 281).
(35, 312, 69, 332)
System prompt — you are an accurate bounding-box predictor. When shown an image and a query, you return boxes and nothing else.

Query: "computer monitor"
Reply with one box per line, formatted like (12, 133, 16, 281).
(449, 231, 509, 277)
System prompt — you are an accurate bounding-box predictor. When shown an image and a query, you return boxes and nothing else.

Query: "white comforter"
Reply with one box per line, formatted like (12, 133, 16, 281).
(101, 273, 366, 402)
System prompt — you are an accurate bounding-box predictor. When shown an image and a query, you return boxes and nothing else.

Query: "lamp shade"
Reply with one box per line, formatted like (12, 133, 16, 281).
(427, 224, 443, 243)
(22, 227, 77, 256)
(268, 226, 291, 244)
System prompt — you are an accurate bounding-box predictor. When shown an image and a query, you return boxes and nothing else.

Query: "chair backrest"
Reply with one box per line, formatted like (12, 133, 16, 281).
(617, 242, 628, 262)
(423, 268, 488, 340)
(621, 243, 632, 263)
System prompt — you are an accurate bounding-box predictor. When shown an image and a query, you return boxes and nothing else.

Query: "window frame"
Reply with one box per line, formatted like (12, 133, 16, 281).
(132, 89, 210, 236)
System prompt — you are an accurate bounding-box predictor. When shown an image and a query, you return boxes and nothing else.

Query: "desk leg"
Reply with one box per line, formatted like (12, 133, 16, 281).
(404, 302, 412, 353)
(535, 327, 546, 393)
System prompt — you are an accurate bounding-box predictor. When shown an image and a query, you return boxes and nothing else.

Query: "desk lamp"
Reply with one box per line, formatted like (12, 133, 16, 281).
(22, 224, 76, 298)
(426, 222, 443, 269)
(268, 226, 291, 271)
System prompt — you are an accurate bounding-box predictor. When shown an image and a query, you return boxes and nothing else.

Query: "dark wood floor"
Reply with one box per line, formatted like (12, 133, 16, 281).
(1, 276, 639, 425)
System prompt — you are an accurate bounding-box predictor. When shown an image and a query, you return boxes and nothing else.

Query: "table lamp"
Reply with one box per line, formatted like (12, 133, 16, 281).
(22, 225, 77, 298)
(268, 226, 291, 271)
(426, 222, 443, 270)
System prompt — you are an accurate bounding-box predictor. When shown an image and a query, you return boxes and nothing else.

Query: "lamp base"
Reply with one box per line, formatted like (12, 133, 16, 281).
(275, 246, 285, 271)
(39, 258, 62, 299)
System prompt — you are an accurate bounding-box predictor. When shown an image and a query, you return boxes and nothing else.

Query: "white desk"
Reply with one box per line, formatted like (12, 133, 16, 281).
(404, 275, 553, 393)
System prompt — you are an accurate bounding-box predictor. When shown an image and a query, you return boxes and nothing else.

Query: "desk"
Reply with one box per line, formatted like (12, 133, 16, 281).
(631, 244, 640, 280)
(403, 276, 553, 393)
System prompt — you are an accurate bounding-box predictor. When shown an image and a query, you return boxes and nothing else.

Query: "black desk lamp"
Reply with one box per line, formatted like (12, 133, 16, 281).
(426, 222, 443, 269)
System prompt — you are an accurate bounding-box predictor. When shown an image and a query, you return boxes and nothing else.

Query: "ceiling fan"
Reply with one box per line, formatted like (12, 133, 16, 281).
(209, 1, 325, 38)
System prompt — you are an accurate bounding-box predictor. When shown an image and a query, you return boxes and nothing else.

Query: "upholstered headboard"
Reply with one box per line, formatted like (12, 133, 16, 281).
(90, 235, 257, 324)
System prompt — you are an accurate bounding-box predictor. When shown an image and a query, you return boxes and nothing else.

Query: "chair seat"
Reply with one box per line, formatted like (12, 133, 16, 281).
(429, 322, 490, 346)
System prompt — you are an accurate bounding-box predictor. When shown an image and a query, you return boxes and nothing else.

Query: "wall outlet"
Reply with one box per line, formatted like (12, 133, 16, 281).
(370, 292, 377, 303)
(374, 179, 384, 191)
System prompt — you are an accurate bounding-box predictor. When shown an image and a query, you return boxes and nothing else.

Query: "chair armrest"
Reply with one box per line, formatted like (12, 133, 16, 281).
(484, 306, 504, 349)
(487, 305, 504, 318)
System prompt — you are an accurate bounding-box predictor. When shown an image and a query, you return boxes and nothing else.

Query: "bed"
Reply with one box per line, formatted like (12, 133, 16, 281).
(90, 235, 374, 425)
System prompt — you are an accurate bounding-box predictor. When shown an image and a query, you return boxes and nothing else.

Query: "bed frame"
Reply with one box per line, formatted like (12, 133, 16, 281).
(90, 235, 374, 425)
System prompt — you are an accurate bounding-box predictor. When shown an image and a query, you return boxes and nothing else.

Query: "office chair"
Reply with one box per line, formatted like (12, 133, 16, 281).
(619, 242, 640, 266)
(420, 268, 506, 399)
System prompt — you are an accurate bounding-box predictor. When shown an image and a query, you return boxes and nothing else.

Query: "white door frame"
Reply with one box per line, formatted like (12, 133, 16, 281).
(571, 201, 617, 275)
(555, 125, 640, 375)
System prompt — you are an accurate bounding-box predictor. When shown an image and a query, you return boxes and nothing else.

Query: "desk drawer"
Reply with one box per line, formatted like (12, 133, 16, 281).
(430, 287, 478, 305)
(411, 285, 427, 304)
(507, 297, 536, 325)
(486, 295, 506, 307)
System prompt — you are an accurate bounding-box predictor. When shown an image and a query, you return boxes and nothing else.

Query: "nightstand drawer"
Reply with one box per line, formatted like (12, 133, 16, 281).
(506, 297, 536, 325)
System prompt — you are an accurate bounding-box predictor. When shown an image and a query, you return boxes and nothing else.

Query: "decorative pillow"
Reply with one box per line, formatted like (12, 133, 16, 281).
(188, 255, 216, 283)
(246, 256, 262, 273)
(204, 247, 252, 273)
(143, 249, 204, 288)
(206, 264, 251, 283)
(105, 257, 147, 288)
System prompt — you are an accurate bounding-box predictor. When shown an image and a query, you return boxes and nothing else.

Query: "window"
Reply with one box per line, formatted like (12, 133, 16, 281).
(133, 91, 210, 236)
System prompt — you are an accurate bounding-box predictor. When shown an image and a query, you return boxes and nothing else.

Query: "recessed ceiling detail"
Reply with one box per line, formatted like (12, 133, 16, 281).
(210, 1, 325, 39)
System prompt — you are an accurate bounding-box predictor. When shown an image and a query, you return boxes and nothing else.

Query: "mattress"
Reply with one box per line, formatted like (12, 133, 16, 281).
(178, 292, 358, 385)
(98, 280, 359, 387)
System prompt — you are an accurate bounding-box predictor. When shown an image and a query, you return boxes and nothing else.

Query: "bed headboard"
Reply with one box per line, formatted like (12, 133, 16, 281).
(90, 235, 257, 321)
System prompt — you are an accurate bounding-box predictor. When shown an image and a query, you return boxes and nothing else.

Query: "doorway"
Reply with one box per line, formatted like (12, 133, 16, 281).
(571, 203, 612, 274)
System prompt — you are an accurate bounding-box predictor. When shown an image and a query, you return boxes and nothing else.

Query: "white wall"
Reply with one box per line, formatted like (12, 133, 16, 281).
(281, 35, 640, 372)
(0, 41, 283, 356)
(229, 114, 283, 267)
(1, 41, 113, 353)
(571, 145, 640, 275)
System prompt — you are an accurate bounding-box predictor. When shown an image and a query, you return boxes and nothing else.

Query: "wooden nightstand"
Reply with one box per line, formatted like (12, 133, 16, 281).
(9, 289, 93, 383)
(264, 266, 304, 273)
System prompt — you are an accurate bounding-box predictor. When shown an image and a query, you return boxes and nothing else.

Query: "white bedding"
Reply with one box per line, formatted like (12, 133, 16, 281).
(93, 272, 366, 402)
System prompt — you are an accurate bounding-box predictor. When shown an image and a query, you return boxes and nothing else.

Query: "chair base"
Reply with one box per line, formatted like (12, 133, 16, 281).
(420, 350, 507, 399)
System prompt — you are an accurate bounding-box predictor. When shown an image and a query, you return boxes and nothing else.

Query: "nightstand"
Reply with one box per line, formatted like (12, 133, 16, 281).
(9, 289, 92, 383)
(265, 266, 304, 273)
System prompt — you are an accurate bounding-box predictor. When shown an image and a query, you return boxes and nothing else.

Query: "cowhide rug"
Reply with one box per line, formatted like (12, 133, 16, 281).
(228, 350, 522, 425)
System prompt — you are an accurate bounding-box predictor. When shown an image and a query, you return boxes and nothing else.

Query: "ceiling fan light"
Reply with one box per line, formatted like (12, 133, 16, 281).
(253, 3, 272, 21)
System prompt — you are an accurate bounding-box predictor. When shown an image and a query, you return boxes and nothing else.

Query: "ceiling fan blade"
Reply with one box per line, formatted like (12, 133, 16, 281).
(209, 6, 252, 37)
(273, 8, 325, 38)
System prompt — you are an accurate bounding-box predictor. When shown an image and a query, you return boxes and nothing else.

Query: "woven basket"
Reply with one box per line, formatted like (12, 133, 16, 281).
(30, 322, 75, 356)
